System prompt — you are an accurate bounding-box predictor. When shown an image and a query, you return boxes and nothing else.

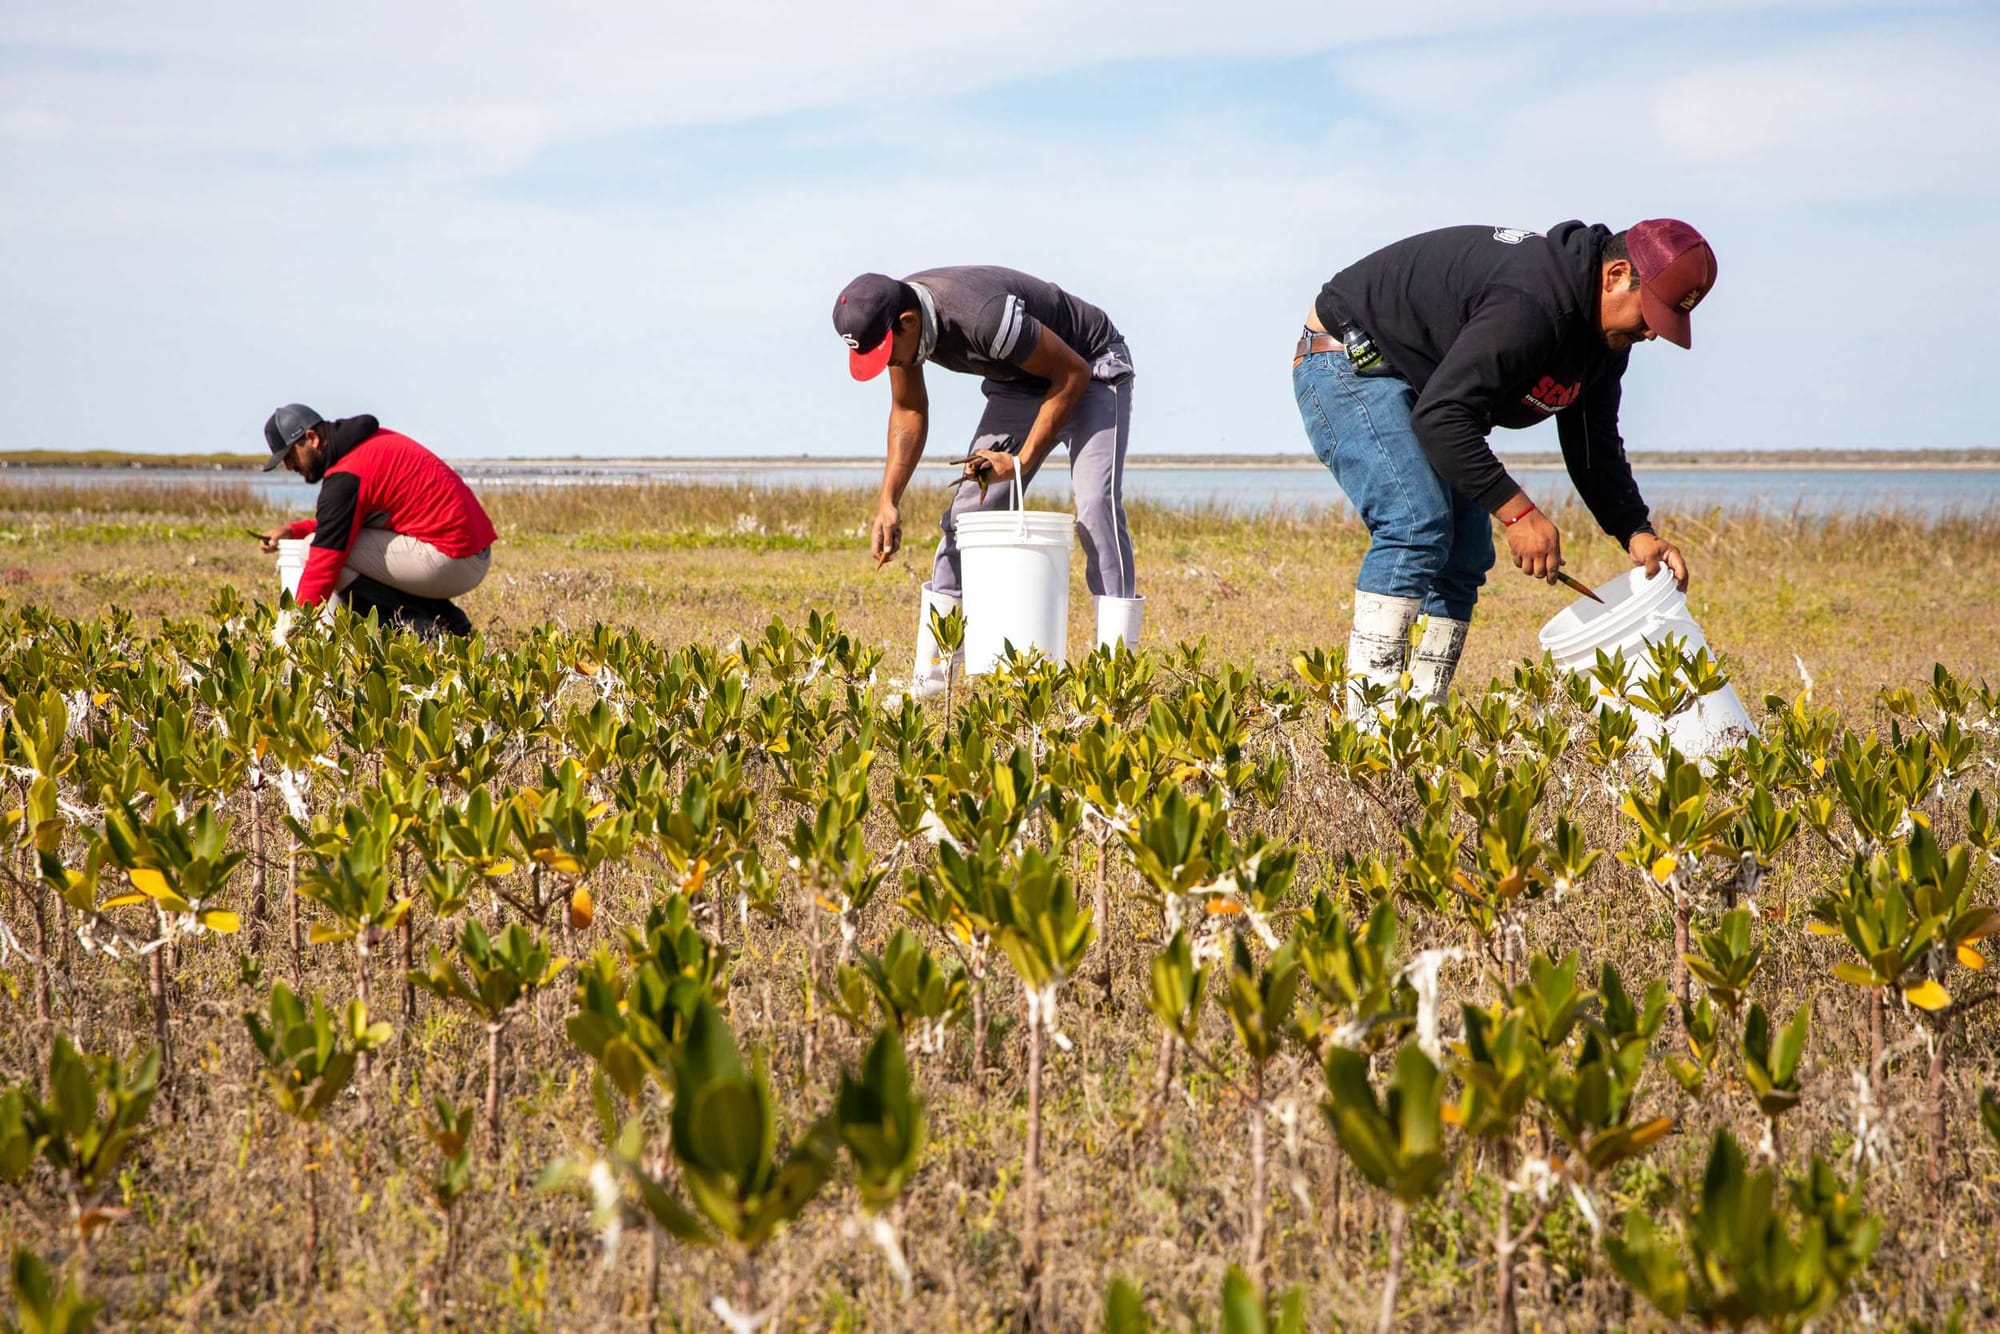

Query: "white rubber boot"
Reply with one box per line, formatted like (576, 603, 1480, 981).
(1095, 595, 1145, 653)
(1346, 590, 1421, 720)
(911, 582, 963, 700)
(1410, 615, 1471, 703)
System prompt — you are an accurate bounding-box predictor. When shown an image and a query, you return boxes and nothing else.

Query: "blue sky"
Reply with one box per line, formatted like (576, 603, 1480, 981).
(1, 1, 1994, 460)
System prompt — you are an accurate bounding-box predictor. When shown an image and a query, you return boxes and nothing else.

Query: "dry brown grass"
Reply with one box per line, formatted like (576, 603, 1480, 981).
(6, 478, 1995, 711)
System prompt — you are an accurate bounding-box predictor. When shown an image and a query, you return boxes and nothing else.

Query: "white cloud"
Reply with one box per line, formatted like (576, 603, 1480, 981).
(1, 2, 1996, 461)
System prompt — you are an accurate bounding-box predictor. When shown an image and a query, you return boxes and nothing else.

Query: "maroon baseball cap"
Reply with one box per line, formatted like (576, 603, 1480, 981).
(833, 273, 909, 381)
(1626, 219, 1716, 349)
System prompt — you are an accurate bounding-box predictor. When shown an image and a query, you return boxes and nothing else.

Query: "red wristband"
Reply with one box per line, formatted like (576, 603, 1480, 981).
(1502, 503, 1536, 527)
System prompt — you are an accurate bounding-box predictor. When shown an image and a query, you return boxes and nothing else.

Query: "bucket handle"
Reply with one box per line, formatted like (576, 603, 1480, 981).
(1005, 469, 1027, 539)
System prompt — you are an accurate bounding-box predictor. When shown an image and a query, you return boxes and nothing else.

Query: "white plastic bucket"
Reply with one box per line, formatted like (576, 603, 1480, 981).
(957, 478, 1072, 676)
(1538, 567, 1755, 758)
(276, 539, 311, 599)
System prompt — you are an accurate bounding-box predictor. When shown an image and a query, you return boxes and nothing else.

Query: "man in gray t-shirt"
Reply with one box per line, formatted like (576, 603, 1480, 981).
(833, 266, 1141, 695)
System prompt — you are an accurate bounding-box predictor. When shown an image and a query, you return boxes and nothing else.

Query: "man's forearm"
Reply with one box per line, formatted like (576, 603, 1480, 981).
(879, 409, 928, 504)
(1017, 377, 1087, 477)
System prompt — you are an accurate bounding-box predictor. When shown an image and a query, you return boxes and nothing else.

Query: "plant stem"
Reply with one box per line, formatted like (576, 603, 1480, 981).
(645, 1227, 661, 1326)
(1092, 827, 1112, 1000)
(1672, 880, 1691, 1013)
(1247, 1064, 1267, 1280)
(1869, 985, 1884, 1092)
(486, 1018, 506, 1160)
(970, 973, 988, 1097)
(302, 1131, 321, 1290)
(1496, 1142, 1517, 1334)
(1378, 1199, 1407, 1334)
(287, 836, 301, 988)
(249, 781, 267, 935)
(1926, 1020, 1949, 1198)
(26, 856, 52, 1024)
(736, 1249, 759, 1324)
(804, 885, 823, 1076)
(148, 912, 175, 1119)
(400, 847, 415, 1024)
(1022, 986, 1044, 1328)
(1152, 1031, 1178, 1102)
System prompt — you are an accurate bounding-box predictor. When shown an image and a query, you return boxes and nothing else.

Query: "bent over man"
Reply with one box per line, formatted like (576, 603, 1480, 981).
(1294, 219, 1713, 710)
(833, 266, 1140, 695)
(256, 405, 494, 637)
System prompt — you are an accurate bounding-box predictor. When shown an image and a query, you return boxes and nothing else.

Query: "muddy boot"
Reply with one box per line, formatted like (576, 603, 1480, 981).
(1410, 615, 1471, 703)
(423, 599, 473, 638)
(1094, 595, 1145, 653)
(339, 574, 410, 624)
(1346, 590, 1420, 723)
(910, 582, 963, 699)
(340, 577, 471, 639)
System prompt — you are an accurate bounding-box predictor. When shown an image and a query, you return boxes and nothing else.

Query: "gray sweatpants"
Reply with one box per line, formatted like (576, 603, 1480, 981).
(932, 349, 1136, 599)
(337, 525, 492, 600)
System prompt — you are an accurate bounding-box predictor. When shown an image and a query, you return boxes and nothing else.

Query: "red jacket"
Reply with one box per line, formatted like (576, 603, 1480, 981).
(283, 416, 496, 606)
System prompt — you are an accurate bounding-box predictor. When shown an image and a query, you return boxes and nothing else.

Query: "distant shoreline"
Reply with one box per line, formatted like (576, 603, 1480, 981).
(6, 447, 1999, 473)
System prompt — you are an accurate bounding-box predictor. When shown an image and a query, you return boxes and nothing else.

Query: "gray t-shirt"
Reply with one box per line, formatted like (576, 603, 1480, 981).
(902, 265, 1127, 391)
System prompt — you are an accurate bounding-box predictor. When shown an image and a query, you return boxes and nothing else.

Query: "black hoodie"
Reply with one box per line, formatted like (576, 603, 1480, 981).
(1316, 221, 1653, 545)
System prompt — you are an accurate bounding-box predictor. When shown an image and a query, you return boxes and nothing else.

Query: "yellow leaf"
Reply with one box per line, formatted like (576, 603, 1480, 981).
(97, 891, 149, 910)
(200, 909, 243, 935)
(129, 866, 173, 899)
(1806, 921, 1842, 938)
(682, 857, 709, 897)
(91, 692, 111, 707)
(75, 1206, 130, 1240)
(1203, 899, 1244, 916)
(1904, 978, 1951, 1011)
(585, 800, 612, 820)
(1170, 763, 1203, 783)
(568, 886, 594, 930)
(1957, 943, 1986, 971)
(483, 859, 516, 879)
(815, 895, 841, 912)
(1650, 855, 1679, 885)
(1440, 1101, 1464, 1127)
(534, 849, 583, 875)
(309, 922, 351, 945)
(574, 659, 599, 677)
(1627, 1116, 1676, 1149)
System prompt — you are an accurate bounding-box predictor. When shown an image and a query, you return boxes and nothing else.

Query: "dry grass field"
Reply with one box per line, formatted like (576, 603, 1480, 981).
(9, 477, 1998, 708)
(2, 478, 1997, 1333)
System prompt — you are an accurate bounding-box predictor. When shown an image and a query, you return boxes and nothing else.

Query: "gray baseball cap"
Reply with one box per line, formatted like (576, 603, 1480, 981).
(262, 403, 325, 471)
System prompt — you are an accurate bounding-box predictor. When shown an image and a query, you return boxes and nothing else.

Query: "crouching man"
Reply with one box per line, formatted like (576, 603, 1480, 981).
(1295, 219, 1710, 711)
(255, 404, 494, 637)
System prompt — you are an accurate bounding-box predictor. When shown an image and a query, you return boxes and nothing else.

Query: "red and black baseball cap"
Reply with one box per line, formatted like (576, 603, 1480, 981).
(832, 273, 911, 381)
(1626, 219, 1716, 349)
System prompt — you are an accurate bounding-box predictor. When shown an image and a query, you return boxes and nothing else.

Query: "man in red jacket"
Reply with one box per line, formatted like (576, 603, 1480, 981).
(254, 404, 495, 636)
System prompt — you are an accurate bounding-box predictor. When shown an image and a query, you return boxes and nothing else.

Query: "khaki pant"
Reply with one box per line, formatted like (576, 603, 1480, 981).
(336, 527, 492, 600)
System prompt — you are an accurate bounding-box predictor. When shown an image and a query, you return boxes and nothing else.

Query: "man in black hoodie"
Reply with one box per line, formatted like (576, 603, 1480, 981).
(1293, 219, 1715, 711)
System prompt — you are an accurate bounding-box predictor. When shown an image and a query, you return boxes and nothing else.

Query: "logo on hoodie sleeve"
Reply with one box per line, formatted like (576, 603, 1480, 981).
(1492, 227, 1542, 245)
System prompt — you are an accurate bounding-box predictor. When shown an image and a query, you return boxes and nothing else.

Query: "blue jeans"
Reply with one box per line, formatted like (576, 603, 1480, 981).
(1293, 350, 1492, 620)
